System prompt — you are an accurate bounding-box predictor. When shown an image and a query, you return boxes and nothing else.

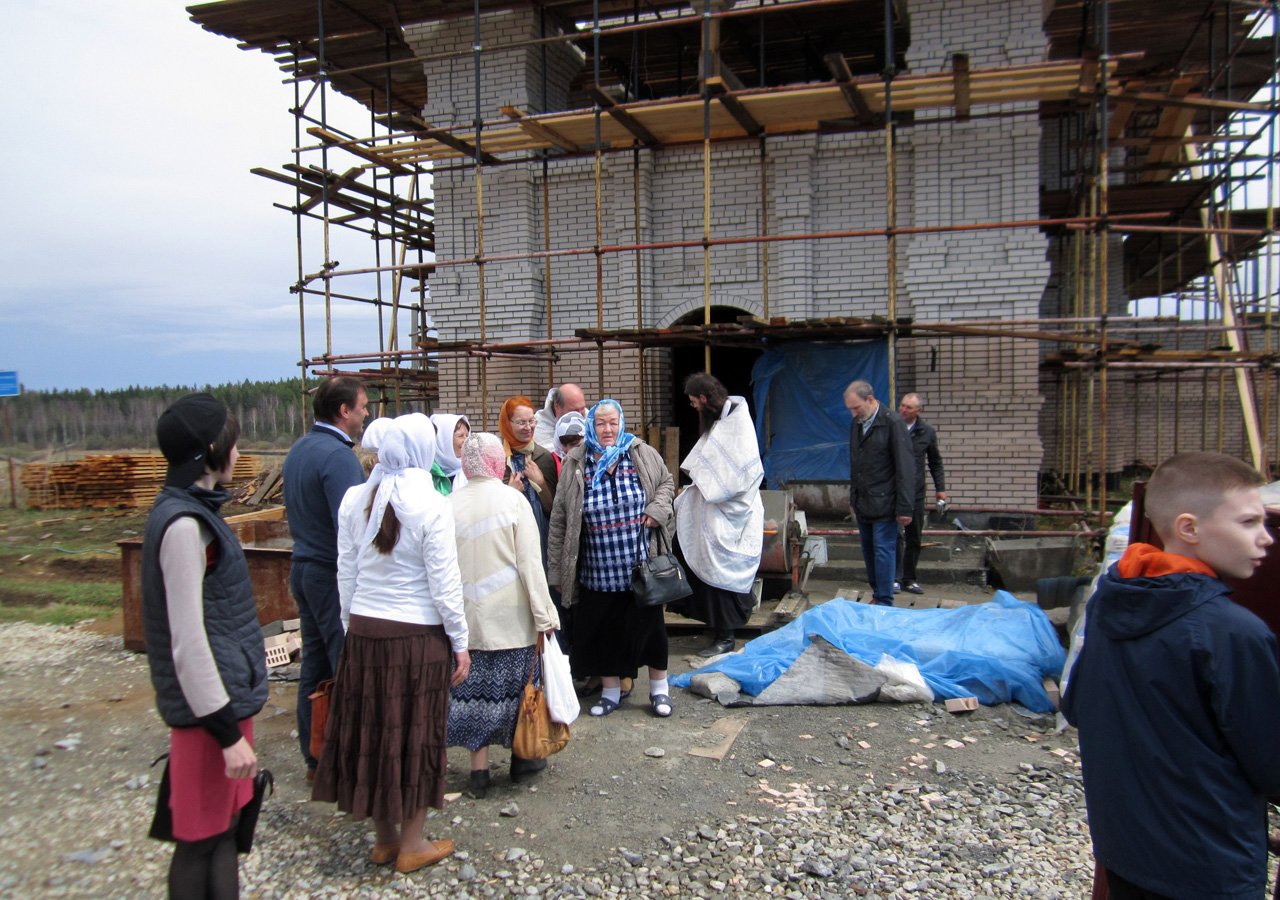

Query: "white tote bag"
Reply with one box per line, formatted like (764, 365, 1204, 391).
(541, 636, 580, 724)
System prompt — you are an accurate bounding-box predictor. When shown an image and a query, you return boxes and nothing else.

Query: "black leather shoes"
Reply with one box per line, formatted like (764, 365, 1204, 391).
(697, 638, 735, 658)
(509, 755, 547, 783)
(469, 768, 490, 799)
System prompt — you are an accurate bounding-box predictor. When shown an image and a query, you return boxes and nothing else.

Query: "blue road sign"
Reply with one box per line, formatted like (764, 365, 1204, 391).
(0, 372, 19, 397)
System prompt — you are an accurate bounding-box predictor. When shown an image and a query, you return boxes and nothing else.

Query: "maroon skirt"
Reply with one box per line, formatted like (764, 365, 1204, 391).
(169, 719, 254, 842)
(311, 615, 451, 822)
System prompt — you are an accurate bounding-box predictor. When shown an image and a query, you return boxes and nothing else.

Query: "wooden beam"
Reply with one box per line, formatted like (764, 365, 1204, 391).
(714, 59, 747, 93)
(306, 126, 411, 175)
(1141, 77, 1197, 183)
(706, 76, 762, 137)
(297, 166, 362, 213)
(951, 53, 971, 121)
(396, 115, 501, 166)
(823, 52, 875, 124)
(500, 106, 580, 153)
(1076, 48, 1099, 99)
(1113, 90, 1269, 114)
(1107, 80, 1143, 141)
(588, 85, 660, 148)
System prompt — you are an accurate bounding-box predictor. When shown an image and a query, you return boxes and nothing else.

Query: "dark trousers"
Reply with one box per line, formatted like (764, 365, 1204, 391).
(1103, 869, 1174, 900)
(896, 494, 926, 583)
(290, 560, 345, 769)
(857, 516, 899, 605)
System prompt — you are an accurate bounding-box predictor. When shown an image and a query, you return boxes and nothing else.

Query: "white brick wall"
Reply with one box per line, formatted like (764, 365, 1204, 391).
(411, 0, 1063, 507)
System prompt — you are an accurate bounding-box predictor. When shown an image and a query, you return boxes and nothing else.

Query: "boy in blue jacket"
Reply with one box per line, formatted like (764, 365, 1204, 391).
(1062, 452, 1280, 899)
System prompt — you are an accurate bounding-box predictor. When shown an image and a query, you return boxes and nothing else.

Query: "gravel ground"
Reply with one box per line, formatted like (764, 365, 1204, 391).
(0, 619, 1272, 898)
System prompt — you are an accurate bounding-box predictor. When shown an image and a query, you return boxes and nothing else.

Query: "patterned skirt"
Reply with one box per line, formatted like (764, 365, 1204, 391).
(447, 645, 538, 752)
(311, 615, 451, 822)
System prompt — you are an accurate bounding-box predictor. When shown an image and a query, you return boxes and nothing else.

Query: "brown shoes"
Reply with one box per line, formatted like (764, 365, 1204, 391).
(369, 843, 400, 865)
(395, 839, 455, 874)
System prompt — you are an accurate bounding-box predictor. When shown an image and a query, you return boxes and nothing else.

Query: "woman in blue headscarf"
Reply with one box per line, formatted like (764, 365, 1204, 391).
(547, 399, 676, 719)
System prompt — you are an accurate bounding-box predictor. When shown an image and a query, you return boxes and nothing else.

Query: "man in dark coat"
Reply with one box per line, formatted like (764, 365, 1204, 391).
(844, 380, 915, 606)
(895, 392, 947, 594)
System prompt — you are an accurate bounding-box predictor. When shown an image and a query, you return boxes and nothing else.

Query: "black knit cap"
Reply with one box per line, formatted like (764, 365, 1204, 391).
(156, 393, 227, 488)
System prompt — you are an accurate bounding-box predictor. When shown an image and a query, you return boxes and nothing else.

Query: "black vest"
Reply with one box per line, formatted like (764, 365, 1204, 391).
(142, 486, 268, 728)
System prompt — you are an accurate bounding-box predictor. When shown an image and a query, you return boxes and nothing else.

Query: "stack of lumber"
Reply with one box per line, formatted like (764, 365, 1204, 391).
(20, 454, 260, 510)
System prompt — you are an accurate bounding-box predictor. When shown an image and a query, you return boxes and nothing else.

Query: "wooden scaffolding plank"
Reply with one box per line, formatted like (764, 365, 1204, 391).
(356, 57, 1113, 162)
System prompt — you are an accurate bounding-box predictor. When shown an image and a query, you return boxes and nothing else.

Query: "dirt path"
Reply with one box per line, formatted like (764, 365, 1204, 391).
(0, 615, 1101, 898)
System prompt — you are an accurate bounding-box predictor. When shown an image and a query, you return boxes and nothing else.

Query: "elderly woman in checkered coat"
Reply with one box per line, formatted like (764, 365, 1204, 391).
(547, 399, 676, 720)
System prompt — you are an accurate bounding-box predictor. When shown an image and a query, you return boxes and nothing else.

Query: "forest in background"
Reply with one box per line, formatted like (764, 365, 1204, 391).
(0, 380, 308, 454)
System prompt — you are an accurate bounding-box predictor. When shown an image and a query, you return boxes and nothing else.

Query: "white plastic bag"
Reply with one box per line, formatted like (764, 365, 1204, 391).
(542, 637, 580, 724)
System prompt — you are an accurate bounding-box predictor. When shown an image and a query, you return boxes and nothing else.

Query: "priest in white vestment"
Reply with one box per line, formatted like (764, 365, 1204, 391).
(673, 373, 764, 657)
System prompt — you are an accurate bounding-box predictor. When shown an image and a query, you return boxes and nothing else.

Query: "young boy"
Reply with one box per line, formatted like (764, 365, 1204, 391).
(1062, 452, 1280, 899)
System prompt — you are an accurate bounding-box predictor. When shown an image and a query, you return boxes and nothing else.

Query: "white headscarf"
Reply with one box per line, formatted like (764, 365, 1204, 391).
(553, 411, 587, 457)
(361, 413, 437, 548)
(429, 413, 469, 479)
(461, 432, 506, 480)
(360, 417, 394, 456)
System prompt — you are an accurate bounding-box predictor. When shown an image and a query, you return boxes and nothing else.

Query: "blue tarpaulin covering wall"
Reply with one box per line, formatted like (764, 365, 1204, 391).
(751, 341, 887, 485)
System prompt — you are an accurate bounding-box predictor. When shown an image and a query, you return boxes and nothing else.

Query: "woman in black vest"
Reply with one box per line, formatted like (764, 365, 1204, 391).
(142, 393, 267, 899)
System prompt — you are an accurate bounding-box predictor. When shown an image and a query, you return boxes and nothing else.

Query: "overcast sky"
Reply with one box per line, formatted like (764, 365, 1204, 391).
(0, 1, 378, 392)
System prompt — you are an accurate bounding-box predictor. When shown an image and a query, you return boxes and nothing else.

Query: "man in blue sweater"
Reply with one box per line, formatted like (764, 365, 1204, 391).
(284, 376, 368, 778)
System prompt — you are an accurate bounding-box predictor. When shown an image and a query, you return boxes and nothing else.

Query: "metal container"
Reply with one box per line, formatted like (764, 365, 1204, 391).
(118, 509, 296, 652)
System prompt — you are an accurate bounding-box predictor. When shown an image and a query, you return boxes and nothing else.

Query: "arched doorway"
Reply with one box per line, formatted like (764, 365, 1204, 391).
(669, 306, 763, 475)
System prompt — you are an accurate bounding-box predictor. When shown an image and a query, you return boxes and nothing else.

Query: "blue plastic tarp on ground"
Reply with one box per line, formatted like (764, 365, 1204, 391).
(671, 592, 1067, 712)
(750, 340, 887, 485)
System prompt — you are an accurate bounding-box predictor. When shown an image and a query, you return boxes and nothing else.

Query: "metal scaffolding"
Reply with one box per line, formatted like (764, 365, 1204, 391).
(188, 0, 1280, 519)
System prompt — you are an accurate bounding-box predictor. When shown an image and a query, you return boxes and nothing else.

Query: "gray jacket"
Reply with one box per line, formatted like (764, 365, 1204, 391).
(547, 440, 675, 608)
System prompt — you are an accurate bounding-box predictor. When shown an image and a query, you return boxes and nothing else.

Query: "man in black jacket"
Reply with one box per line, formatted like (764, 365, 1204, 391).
(844, 380, 915, 606)
(895, 393, 947, 594)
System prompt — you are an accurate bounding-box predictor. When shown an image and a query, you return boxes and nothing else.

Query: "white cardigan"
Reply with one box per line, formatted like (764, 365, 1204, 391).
(336, 481, 468, 650)
(449, 476, 560, 651)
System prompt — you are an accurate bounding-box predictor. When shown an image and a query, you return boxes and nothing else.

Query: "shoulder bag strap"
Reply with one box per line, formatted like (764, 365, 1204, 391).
(525, 632, 544, 686)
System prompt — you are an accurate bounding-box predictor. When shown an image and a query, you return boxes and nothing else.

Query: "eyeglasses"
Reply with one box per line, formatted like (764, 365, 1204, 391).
(510, 419, 536, 428)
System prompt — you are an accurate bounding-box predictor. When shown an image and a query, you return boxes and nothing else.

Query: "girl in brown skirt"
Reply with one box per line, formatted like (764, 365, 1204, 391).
(312, 414, 471, 874)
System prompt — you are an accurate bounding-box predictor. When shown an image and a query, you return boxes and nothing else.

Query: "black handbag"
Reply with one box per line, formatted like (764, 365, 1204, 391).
(632, 528, 694, 607)
(147, 753, 174, 842)
(235, 769, 273, 854)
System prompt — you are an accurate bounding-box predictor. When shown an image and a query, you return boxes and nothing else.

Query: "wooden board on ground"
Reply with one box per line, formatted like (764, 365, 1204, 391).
(898, 592, 942, 609)
(665, 598, 776, 631)
(688, 715, 749, 761)
(768, 590, 810, 627)
(247, 467, 282, 505)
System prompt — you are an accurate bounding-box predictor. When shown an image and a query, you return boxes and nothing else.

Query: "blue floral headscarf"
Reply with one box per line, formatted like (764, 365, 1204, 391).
(584, 398, 637, 485)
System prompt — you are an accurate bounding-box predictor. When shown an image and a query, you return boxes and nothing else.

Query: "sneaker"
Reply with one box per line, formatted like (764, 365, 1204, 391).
(904, 582, 924, 595)
(892, 581, 901, 594)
